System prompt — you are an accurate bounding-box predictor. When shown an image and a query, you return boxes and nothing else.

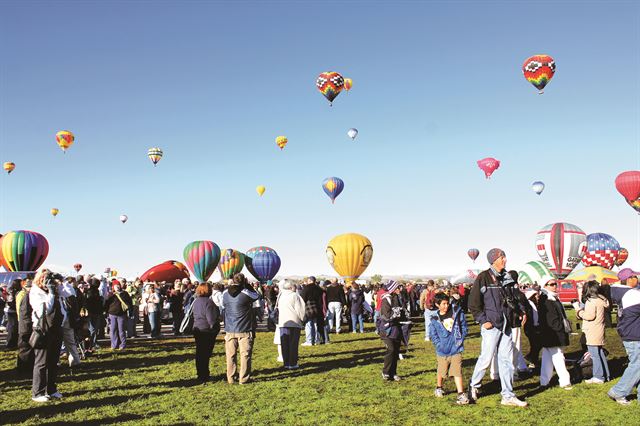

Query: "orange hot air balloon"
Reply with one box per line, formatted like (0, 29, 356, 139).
(276, 136, 288, 150)
(344, 78, 353, 91)
(56, 130, 75, 153)
(3, 162, 15, 174)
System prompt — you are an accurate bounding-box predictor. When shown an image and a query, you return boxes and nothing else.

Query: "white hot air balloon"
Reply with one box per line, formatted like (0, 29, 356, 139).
(119, 214, 128, 224)
(347, 128, 358, 141)
(532, 181, 545, 195)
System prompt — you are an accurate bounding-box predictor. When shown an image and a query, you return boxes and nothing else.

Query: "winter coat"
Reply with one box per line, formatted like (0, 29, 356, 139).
(223, 285, 259, 333)
(276, 289, 306, 328)
(105, 291, 133, 316)
(17, 288, 33, 335)
(539, 291, 570, 348)
(469, 268, 521, 330)
(300, 283, 323, 320)
(617, 288, 640, 342)
(192, 295, 220, 334)
(83, 286, 104, 315)
(326, 284, 346, 304)
(379, 292, 404, 340)
(577, 295, 609, 346)
(428, 306, 468, 357)
(349, 289, 365, 315)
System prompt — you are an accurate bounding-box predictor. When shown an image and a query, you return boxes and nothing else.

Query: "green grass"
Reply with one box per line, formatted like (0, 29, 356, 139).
(1, 311, 638, 425)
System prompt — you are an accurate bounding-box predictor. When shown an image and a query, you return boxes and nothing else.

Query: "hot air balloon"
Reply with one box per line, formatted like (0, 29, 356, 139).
(450, 269, 481, 285)
(522, 55, 555, 94)
(3, 162, 15, 174)
(532, 181, 545, 195)
(245, 246, 281, 283)
(316, 71, 344, 106)
(56, 130, 74, 153)
(73, 263, 82, 273)
(582, 233, 620, 270)
(218, 249, 245, 280)
(517, 261, 554, 285)
(566, 266, 619, 283)
(467, 248, 480, 262)
(148, 147, 163, 166)
(477, 157, 500, 179)
(326, 233, 373, 285)
(51, 208, 59, 218)
(347, 128, 358, 141)
(140, 260, 189, 283)
(322, 177, 344, 203)
(615, 248, 629, 267)
(276, 136, 288, 150)
(256, 185, 266, 197)
(627, 197, 640, 214)
(535, 222, 587, 279)
(110, 270, 118, 277)
(183, 240, 221, 283)
(344, 78, 353, 91)
(615, 171, 640, 211)
(0, 230, 49, 272)
(120, 215, 128, 223)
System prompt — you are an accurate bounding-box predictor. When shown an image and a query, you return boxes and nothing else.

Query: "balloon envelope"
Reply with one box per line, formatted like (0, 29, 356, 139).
(532, 181, 545, 195)
(536, 222, 587, 279)
(74, 263, 82, 273)
(517, 261, 554, 285)
(326, 233, 373, 284)
(344, 78, 353, 91)
(183, 241, 221, 283)
(615, 171, 640, 202)
(140, 260, 189, 283)
(615, 248, 629, 267)
(218, 249, 245, 280)
(56, 130, 74, 152)
(120, 215, 128, 223)
(3, 162, 15, 174)
(0, 230, 49, 272)
(347, 128, 358, 140)
(276, 136, 288, 150)
(522, 54, 555, 93)
(322, 177, 344, 203)
(566, 266, 619, 283)
(50, 208, 59, 217)
(582, 233, 620, 270)
(245, 246, 281, 282)
(477, 157, 500, 179)
(148, 147, 163, 166)
(256, 186, 266, 196)
(450, 269, 481, 285)
(316, 71, 344, 105)
(467, 248, 479, 262)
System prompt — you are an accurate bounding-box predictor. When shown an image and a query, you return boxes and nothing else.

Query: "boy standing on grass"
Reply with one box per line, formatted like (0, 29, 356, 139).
(428, 292, 469, 405)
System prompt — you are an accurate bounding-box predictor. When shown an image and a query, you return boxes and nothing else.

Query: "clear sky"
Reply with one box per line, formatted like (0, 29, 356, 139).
(1, 1, 639, 279)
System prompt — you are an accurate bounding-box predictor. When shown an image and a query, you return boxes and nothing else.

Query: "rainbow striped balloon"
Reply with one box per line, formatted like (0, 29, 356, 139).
(183, 240, 221, 283)
(0, 230, 49, 272)
(316, 71, 344, 105)
(522, 55, 555, 94)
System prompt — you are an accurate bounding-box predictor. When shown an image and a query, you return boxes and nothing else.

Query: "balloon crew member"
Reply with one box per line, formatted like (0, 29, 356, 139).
(378, 280, 405, 381)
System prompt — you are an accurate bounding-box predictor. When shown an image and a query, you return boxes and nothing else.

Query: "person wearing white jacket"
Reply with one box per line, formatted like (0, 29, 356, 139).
(276, 280, 306, 369)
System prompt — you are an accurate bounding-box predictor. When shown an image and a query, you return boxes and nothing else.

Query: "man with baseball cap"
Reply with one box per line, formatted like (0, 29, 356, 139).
(607, 268, 640, 405)
(468, 248, 528, 407)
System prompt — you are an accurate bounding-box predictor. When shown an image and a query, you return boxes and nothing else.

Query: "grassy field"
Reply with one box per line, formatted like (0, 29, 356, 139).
(1, 311, 637, 425)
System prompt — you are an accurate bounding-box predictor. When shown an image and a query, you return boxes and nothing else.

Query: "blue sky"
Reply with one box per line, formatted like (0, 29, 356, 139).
(1, 1, 639, 278)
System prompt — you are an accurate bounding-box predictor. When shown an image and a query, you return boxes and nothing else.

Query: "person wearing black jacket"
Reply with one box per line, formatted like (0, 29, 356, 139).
(5, 279, 21, 349)
(104, 282, 133, 350)
(523, 287, 542, 367)
(301, 277, 325, 345)
(17, 279, 34, 374)
(84, 279, 104, 352)
(539, 280, 572, 390)
(379, 281, 404, 381)
(326, 279, 346, 334)
(191, 283, 220, 384)
(349, 284, 365, 333)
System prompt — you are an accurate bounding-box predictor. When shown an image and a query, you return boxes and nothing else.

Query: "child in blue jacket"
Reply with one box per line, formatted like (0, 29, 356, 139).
(428, 292, 469, 405)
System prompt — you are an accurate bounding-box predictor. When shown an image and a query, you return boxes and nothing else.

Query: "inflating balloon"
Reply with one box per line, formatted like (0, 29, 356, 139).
(119, 215, 128, 224)
(344, 78, 353, 91)
(218, 249, 245, 280)
(536, 222, 587, 279)
(56, 130, 74, 153)
(148, 147, 163, 166)
(615, 171, 640, 208)
(322, 177, 344, 203)
(256, 186, 266, 197)
(245, 246, 281, 283)
(532, 181, 545, 195)
(3, 162, 15, 174)
(316, 71, 344, 106)
(347, 128, 358, 141)
(276, 136, 288, 150)
(467, 248, 479, 262)
(183, 240, 221, 283)
(0, 230, 49, 272)
(51, 208, 59, 218)
(140, 260, 189, 283)
(582, 233, 620, 270)
(477, 158, 500, 179)
(450, 269, 481, 285)
(615, 248, 629, 267)
(522, 55, 555, 94)
(566, 266, 618, 283)
(517, 261, 554, 285)
(326, 233, 373, 285)
(74, 263, 82, 273)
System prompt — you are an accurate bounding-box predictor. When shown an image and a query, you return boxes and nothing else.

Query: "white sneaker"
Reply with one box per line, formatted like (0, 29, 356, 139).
(301, 342, 313, 347)
(398, 353, 405, 360)
(32, 395, 50, 403)
(48, 392, 63, 399)
(560, 385, 573, 391)
(501, 396, 528, 407)
(585, 377, 605, 384)
(276, 356, 283, 362)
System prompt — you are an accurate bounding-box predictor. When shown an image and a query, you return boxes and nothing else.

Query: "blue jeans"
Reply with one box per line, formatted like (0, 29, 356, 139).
(610, 341, 640, 399)
(588, 345, 610, 381)
(424, 309, 437, 339)
(351, 313, 364, 333)
(109, 314, 127, 349)
(88, 313, 101, 348)
(305, 320, 317, 344)
(470, 326, 515, 398)
(149, 312, 160, 337)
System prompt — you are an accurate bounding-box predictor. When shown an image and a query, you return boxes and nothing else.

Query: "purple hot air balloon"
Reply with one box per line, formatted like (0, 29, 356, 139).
(322, 177, 344, 203)
(245, 246, 281, 283)
(467, 248, 480, 262)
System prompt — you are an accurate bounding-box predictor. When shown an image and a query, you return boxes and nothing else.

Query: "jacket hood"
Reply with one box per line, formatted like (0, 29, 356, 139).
(226, 285, 242, 297)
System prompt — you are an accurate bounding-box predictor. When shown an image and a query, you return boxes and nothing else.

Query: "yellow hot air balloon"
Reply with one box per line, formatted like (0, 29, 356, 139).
(51, 208, 59, 217)
(326, 233, 373, 285)
(276, 136, 288, 150)
(344, 78, 353, 91)
(3, 162, 15, 174)
(56, 130, 75, 153)
(256, 185, 266, 196)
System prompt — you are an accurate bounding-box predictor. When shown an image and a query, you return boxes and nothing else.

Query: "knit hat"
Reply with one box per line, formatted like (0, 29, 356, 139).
(487, 248, 506, 265)
(385, 280, 399, 293)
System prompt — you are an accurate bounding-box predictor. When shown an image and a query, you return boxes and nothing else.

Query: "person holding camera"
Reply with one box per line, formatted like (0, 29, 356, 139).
(29, 269, 64, 403)
(539, 279, 572, 390)
(104, 280, 133, 350)
(468, 249, 528, 407)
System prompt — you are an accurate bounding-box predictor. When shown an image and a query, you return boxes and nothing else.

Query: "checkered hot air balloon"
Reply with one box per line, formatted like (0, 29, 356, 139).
(535, 222, 587, 279)
(147, 147, 163, 166)
(316, 72, 344, 106)
(615, 248, 629, 267)
(322, 177, 344, 204)
(522, 55, 555, 94)
(582, 233, 620, 270)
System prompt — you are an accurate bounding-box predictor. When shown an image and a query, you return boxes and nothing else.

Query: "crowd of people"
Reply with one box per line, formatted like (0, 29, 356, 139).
(1, 250, 639, 408)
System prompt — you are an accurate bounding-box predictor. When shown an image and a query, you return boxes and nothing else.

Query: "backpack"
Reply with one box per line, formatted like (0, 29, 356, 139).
(180, 298, 195, 334)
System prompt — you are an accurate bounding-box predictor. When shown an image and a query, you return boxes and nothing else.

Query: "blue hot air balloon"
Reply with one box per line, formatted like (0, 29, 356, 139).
(245, 246, 281, 283)
(322, 177, 344, 204)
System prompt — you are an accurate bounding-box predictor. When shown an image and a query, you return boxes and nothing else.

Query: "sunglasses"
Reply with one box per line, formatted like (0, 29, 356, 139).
(547, 283, 558, 287)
